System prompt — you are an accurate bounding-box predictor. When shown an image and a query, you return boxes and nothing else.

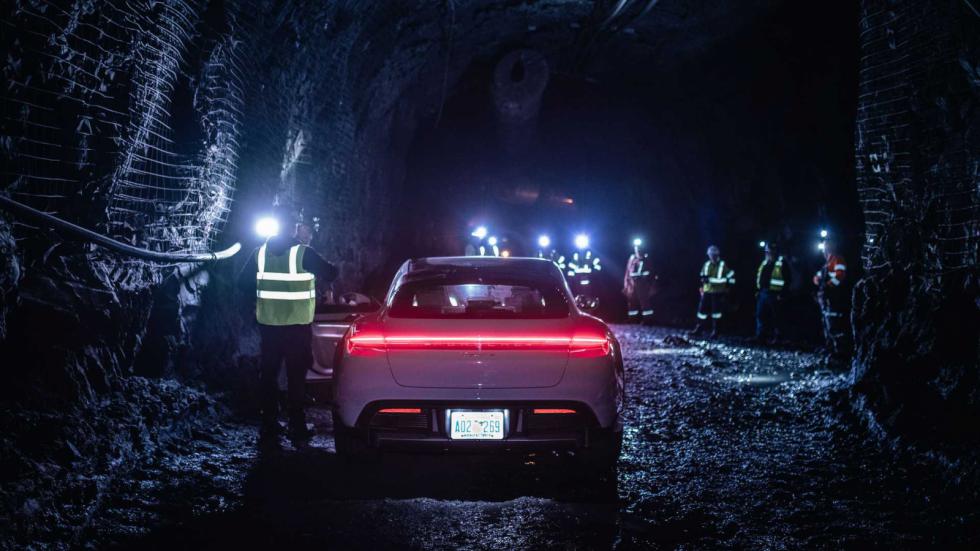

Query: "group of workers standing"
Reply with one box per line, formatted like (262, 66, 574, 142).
(622, 236, 851, 355)
(249, 216, 853, 444)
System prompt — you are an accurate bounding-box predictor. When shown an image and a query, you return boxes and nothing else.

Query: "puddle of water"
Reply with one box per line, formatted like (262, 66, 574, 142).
(722, 373, 790, 385)
(636, 348, 699, 356)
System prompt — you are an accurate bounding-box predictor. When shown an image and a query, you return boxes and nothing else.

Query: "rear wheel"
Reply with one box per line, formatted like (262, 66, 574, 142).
(581, 429, 623, 474)
(333, 416, 375, 459)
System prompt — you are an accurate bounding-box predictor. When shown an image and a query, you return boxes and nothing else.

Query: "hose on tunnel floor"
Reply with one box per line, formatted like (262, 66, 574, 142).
(0, 194, 241, 262)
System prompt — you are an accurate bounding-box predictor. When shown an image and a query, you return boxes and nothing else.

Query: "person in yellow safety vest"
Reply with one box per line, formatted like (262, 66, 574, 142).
(243, 221, 338, 444)
(754, 242, 790, 342)
(623, 240, 656, 323)
(812, 237, 850, 358)
(567, 250, 602, 288)
(692, 244, 734, 337)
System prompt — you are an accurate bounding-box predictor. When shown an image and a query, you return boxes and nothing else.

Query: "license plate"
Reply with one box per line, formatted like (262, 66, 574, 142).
(449, 411, 505, 440)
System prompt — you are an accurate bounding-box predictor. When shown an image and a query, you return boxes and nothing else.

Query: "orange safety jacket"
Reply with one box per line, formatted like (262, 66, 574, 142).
(813, 254, 847, 288)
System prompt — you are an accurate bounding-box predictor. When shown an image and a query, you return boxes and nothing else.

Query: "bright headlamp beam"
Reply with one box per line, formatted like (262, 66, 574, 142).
(633, 238, 642, 247)
(471, 226, 488, 239)
(820, 229, 828, 238)
(255, 217, 280, 238)
(487, 236, 498, 246)
(574, 234, 589, 250)
(538, 235, 551, 248)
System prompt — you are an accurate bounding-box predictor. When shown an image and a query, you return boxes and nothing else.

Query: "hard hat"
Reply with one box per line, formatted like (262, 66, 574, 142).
(707, 245, 720, 256)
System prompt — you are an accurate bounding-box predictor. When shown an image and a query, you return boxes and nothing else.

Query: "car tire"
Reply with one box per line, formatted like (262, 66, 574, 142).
(333, 419, 374, 459)
(581, 429, 623, 473)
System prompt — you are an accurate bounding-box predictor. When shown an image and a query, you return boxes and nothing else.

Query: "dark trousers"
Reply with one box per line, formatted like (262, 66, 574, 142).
(627, 278, 654, 319)
(818, 290, 851, 357)
(696, 292, 727, 331)
(259, 324, 312, 427)
(755, 289, 781, 339)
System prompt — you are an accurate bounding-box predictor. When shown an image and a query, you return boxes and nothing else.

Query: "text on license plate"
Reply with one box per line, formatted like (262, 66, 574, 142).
(449, 411, 504, 440)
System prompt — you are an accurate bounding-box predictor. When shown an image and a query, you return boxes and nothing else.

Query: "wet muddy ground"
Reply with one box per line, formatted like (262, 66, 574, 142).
(83, 326, 979, 549)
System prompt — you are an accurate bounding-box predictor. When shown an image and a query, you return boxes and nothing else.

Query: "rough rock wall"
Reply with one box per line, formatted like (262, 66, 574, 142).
(0, 2, 251, 542)
(0, 0, 248, 404)
(853, 0, 980, 443)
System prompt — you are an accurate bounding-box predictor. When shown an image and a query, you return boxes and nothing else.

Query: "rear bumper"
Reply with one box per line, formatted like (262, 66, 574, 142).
(337, 400, 616, 452)
(333, 354, 623, 430)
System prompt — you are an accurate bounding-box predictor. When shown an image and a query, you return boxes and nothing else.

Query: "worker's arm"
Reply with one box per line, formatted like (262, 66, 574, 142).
(623, 257, 633, 290)
(302, 247, 339, 283)
(235, 249, 259, 295)
(236, 247, 260, 300)
(829, 258, 846, 287)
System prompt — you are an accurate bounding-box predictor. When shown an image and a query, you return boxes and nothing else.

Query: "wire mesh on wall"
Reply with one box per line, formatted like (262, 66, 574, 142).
(855, 1, 979, 273)
(1, 0, 247, 255)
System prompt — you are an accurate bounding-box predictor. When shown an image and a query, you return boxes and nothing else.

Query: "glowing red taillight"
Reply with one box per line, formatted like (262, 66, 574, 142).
(569, 333, 611, 358)
(377, 408, 422, 414)
(532, 408, 577, 414)
(346, 322, 387, 356)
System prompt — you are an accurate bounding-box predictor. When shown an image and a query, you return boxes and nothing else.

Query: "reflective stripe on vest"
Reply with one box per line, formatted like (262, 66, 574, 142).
(630, 254, 651, 277)
(702, 260, 733, 292)
(757, 256, 785, 291)
(256, 243, 315, 325)
(256, 289, 316, 300)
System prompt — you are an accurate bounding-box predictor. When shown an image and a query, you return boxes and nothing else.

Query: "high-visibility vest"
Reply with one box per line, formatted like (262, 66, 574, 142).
(701, 259, 734, 293)
(629, 253, 652, 278)
(756, 256, 786, 292)
(256, 243, 315, 326)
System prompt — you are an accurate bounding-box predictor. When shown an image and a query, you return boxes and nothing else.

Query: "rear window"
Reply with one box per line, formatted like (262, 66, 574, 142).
(388, 280, 569, 319)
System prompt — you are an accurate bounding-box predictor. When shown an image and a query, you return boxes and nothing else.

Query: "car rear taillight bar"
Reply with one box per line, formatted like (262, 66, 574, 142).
(532, 408, 577, 414)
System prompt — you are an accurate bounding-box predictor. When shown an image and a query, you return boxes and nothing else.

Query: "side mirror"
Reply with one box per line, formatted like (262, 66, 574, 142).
(575, 294, 600, 311)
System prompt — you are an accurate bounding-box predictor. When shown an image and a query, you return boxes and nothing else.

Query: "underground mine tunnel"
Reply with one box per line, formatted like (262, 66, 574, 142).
(0, 0, 977, 548)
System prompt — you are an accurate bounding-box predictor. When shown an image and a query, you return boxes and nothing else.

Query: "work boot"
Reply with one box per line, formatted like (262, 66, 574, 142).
(260, 416, 280, 438)
(258, 418, 281, 452)
(288, 417, 313, 445)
